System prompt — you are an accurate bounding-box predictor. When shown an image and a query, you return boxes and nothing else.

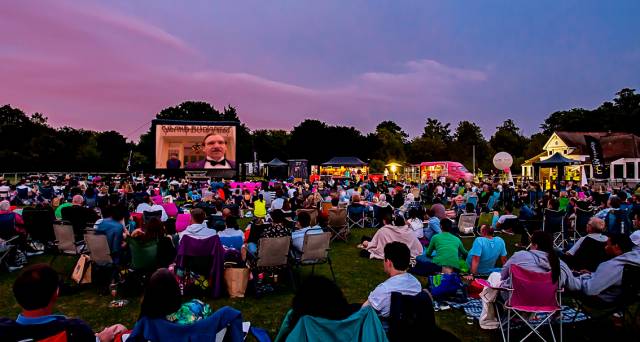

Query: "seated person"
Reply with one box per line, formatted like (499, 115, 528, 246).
(595, 195, 621, 220)
(361, 214, 423, 260)
(288, 275, 354, 329)
(136, 195, 168, 222)
(291, 211, 323, 255)
(406, 208, 424, 240)
(61, 194, 99, 240)
(430, 199, 447, 220)
(217, 216, 244, 251)
(495, 205, 517, 231)
(466, 225, 507, 275)
(129, 217, 176, 268)
(501, 231, 579, 290)
(576, 231, 640, 304)
(95, 206, 125, 261)
(247, 209, 291, 256)
(563, 217, 608, 272)
(422, 218, 468, 271)
(177, 208, 216, 242)
(363, 242, 422, 319)
(422, 208, 442, 241)
(0, 264, 126, 342)
(139, 268, 213, 324)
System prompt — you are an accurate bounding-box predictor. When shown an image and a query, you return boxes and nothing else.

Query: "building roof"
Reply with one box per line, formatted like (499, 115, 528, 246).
(266, 158, 287, 167)
(555, 131, 640, 161)
(321, 157, 367, 166)
(533, 152, 581, 166)
(522, 152, 547, 166)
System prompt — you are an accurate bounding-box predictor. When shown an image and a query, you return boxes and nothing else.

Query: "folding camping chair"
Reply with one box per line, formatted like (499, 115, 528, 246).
(84, 233, 113, 266)
(327, 207, 349, 242)
(347, 204, 366, 229)
(490, 264, 563, 342)
(605, 209, 632, 235)
(143, 210, 163, 225)
(296, 208, 319, 227)
(476, 212, 494, 230)
(22, 208, 55, 245)
(292, 230, 336, 283)
(573, 207, 594, 240)
(543, 209, 566, 250)
(51, 221, 84, 265)
(570, 265, 640, 332)
(0, 235, 20, 272)
(253, 236, 295, 290)
(457, 213, 477, 237)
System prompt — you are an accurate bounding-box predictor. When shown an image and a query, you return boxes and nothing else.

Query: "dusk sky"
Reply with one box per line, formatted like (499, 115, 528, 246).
(2, 0, 639, 140)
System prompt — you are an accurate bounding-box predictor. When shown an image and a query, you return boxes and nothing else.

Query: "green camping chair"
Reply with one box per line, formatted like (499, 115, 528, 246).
(128, 238, 158, 271)
(476, 212, 494, 229)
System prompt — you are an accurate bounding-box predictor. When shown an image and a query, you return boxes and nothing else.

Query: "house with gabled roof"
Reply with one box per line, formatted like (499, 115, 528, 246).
(521, 131, 640, 184)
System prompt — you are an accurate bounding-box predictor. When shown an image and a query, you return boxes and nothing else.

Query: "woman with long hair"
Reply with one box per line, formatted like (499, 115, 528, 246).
(139, 269, 212, 324)
(500, 231, 578, 290)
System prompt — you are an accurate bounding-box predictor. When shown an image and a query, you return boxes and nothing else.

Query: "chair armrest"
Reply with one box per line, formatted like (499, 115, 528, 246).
(5, 235, 20, 243)
(475, 278, 513, 291)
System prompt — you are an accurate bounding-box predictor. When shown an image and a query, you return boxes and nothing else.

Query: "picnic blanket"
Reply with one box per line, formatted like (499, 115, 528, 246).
(445, 299, 589, 325)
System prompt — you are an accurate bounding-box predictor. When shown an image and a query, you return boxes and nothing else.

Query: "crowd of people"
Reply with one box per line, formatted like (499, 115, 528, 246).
(1, 173, 639, 341)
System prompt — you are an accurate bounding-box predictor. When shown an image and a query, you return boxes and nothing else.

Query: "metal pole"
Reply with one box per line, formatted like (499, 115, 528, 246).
(472, 145, 476, 176)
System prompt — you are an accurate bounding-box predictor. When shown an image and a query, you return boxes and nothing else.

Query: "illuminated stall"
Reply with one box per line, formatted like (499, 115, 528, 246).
(320, 157, 368, 181)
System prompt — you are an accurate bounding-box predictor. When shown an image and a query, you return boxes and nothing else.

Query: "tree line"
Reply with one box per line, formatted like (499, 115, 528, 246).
(0, 88, 638, 173)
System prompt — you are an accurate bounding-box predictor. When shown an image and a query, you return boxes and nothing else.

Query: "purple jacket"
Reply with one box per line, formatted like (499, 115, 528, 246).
(185, 159, 236, 169)
(175, 235, 225, 298)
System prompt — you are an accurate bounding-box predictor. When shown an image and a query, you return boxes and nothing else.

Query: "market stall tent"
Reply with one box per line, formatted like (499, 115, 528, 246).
(320, 157, 368, 179)
(266, 158, 288, 180)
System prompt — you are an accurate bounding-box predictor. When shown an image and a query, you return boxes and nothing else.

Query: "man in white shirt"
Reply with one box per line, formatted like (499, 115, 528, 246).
(291, 211, 322, 254)
(363, 242, 422, 318)
(566, 217, 608, 256)
(178, 208, 216, 242)
(135, 195, 168, 222)
(270, 190, 285, 211)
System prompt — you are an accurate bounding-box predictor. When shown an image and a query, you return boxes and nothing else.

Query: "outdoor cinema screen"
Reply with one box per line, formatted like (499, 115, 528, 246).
(154, 120, 237, 173)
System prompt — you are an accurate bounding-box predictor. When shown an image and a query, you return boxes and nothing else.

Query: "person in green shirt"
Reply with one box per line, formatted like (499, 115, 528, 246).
(54, 201, 72, 220)
(424, 218, 468, 270)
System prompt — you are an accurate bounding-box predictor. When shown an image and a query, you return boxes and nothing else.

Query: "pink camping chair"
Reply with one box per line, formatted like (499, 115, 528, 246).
(161, 203, 179, 218)
(175, 213, 191, 233)
(498, 264, 563, 342)
(151, 195, 163, 205)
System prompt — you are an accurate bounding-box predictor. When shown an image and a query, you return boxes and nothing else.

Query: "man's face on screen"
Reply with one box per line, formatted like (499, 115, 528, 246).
(204, 134, 227, 160)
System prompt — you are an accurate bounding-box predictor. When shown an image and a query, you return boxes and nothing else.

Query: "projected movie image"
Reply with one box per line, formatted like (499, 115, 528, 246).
(155, 123, 236, 170)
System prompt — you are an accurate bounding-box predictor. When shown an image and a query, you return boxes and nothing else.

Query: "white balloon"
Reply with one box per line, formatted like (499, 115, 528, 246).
(493, 152, 513, 170)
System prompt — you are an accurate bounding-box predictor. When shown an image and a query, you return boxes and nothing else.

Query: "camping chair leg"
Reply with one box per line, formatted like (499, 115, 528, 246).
(559, 309, 563, 342)
(328, 257, 336, 283)
(288, 268, 297, 292)
(506, 310, 511, 342)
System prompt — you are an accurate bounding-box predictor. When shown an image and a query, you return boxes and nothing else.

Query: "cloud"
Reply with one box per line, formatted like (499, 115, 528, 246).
(0, 1, 487, 139)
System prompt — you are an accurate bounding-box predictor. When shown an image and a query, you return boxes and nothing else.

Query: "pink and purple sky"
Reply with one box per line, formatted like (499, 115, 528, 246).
(1, 0, 639, 140)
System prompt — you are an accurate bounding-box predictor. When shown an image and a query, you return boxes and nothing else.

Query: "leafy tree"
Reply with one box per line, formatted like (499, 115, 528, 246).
(422, 118, 452, 143)
(541, 88, 640, 135)
(408, 136, 448, 163)
(372, 122, 407, 162)
(523, 133, 549, 159)
(451, 121, 492, 172)
(253, 130, 291, 162)
(490, 119, 527, 157)
(376, 120, 408, 143)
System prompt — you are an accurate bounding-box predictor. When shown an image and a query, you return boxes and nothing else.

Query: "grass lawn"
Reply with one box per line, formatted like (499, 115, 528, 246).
(1, 227, 637, 341)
